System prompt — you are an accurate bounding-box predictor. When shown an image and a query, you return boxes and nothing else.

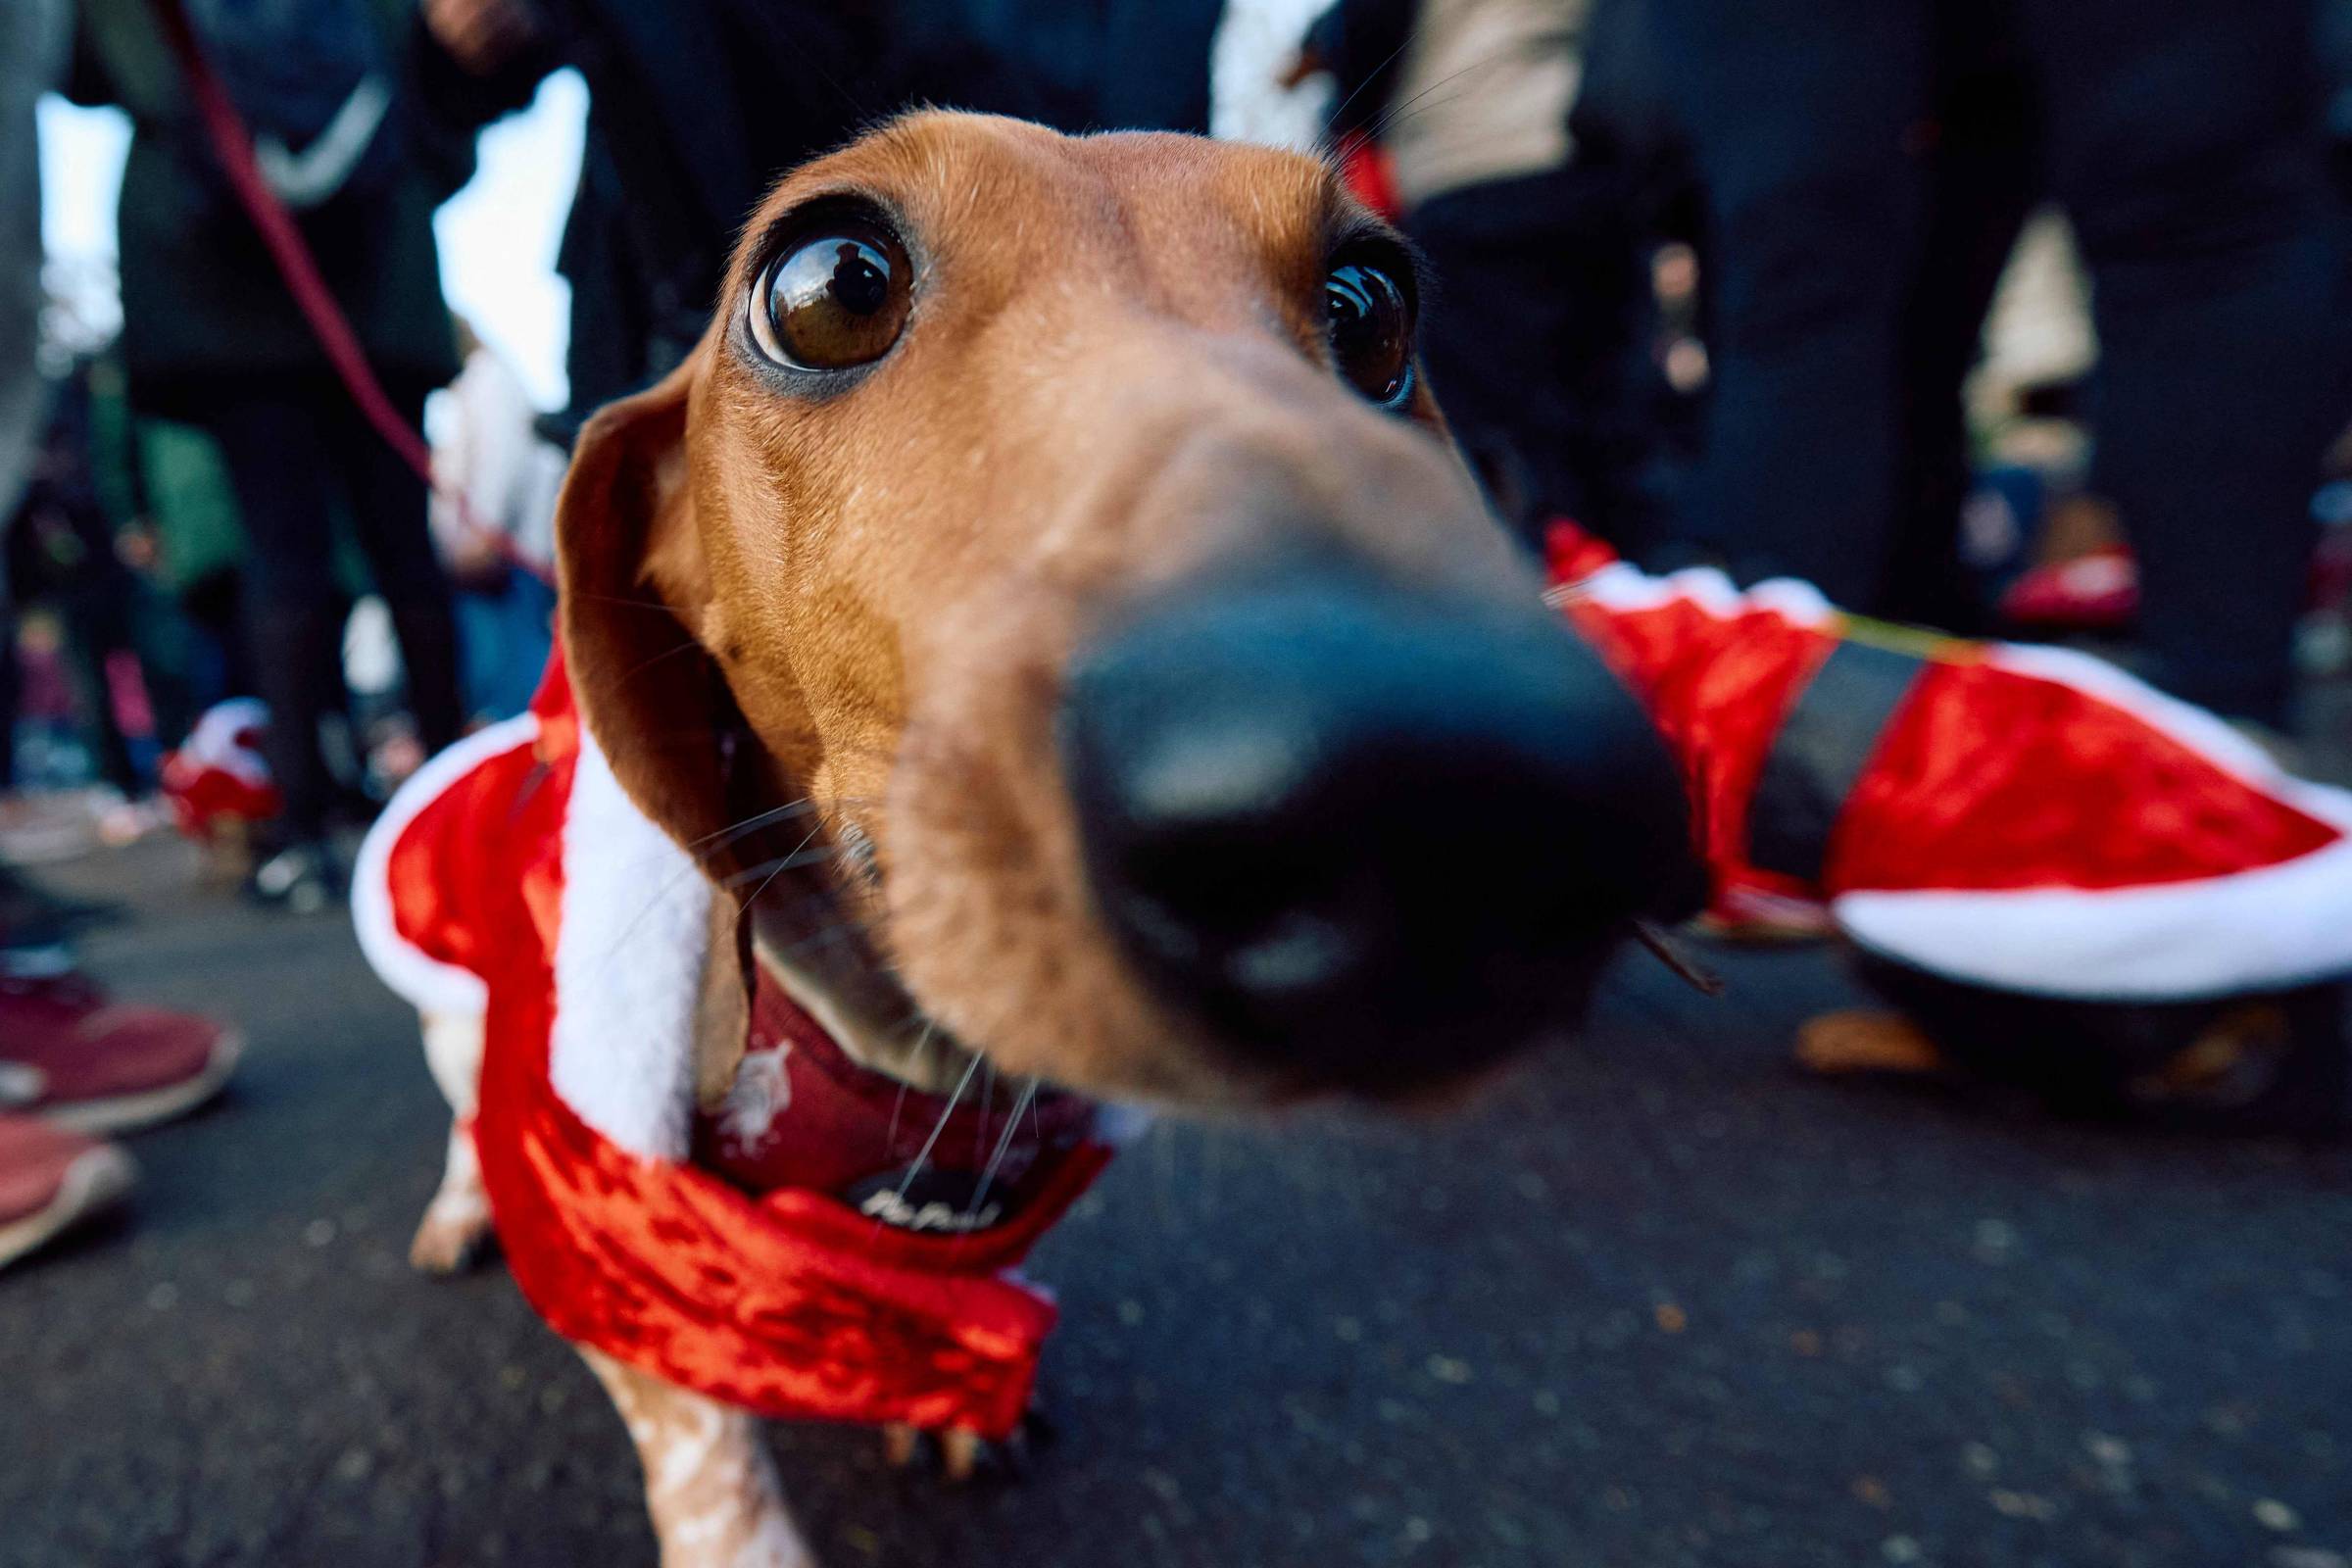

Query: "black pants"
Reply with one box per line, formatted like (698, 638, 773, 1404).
(1408, 162, 1662, 555)
(195, 374, 462, 839)
(1652, 0, 2344, 722)
(0, 559, 16, 792)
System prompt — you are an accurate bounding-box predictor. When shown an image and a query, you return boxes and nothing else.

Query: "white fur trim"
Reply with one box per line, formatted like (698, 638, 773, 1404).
(547, 729, 712, 1160)
(351, 714, 541, 1017)
(1575, 562, 1838, 629)
(1834, 646, 2352, 1000)
(1743, 577, 1838, 628)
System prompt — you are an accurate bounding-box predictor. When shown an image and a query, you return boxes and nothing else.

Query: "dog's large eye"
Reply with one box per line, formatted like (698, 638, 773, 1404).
(1325, 261, 1413, 408)
(749, 222, 912, 370)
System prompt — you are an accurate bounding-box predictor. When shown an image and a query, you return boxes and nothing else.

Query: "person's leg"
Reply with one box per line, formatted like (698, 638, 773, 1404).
(195, 387, 343, 846)
(0, 563, 20, 793)
(55, 579, 145, 797)
(1547, 160, 1676, 562)
(1647, 0, 1936, 608)
(1885, 17, 2042, 632)
(2023, 0, 2344, 724)
(1408, 172, 1593, 538)
(320, 378, 464, 756)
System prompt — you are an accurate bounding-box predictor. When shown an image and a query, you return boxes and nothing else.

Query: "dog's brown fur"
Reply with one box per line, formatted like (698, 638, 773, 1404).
(416, 114, 1573, 1566)
(558, 114, 1537, 1111)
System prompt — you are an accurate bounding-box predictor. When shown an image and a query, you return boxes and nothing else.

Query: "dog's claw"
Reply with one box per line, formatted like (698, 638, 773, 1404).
(881, 1422, 922, 1469)
(879, 1412, 1046, 1484)
(939, 1428, 985, 1483)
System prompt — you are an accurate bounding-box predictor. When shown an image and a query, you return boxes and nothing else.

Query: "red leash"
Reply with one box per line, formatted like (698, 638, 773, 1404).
(148, 0, 556, 586)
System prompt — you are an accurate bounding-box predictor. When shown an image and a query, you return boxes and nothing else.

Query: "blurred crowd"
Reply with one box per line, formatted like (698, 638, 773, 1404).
(4, 0, 2351, 1263)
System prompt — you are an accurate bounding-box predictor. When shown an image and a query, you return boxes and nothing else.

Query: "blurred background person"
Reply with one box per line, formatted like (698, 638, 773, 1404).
(420, 0, 1228, 424)
(1644, 0, 2347, 728)
(4, 369, 167, 824)
(62, 0, 510, 908)
(2, 0, 237, 1276)
(1289, 0, 1671, 554)
(426, 322, 562, 725)
(2, 0, 62, 855)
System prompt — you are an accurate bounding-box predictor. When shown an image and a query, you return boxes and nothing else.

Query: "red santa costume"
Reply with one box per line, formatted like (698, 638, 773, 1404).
(1544, 523, 2352, 1004)
(352, 658, 1116, 1440)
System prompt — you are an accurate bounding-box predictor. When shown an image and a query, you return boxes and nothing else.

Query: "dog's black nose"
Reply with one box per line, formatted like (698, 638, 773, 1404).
(1058, 556, 1698, 1095)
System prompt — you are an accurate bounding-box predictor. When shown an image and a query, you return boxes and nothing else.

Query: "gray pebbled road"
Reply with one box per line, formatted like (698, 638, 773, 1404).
(4, 835, 2348, 1568)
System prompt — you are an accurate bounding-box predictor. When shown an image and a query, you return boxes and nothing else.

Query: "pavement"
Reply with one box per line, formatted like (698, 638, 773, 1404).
(3, 834, 2350, 1568)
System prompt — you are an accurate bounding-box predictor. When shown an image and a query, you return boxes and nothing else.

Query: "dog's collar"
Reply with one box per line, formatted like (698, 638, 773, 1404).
(697, 960, 1101, 1238)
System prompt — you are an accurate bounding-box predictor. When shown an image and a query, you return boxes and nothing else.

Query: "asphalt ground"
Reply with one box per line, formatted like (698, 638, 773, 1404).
(3, 832, 2349, 1568)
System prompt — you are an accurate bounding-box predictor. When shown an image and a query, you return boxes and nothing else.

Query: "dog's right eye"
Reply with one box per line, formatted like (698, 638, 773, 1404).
(749, 221, 913, 371)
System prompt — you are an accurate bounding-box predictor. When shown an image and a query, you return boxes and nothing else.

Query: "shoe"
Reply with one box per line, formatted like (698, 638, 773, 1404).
(246, 839, 341, 915)
(0, 864, 123, 945)
(0, 1112, 135, 1270)
(1997, 545, 2138, 631)
(0, 871, 77, 978)
(0, 973, 241, 1135)
(0, 788, 116, 865)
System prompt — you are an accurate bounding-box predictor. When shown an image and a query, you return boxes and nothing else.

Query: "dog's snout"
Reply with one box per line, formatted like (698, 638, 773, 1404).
(1058, 558, 1699, 1095)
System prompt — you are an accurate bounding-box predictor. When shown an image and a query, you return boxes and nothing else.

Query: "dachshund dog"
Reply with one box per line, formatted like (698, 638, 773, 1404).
(383, 113, 1696, 1567)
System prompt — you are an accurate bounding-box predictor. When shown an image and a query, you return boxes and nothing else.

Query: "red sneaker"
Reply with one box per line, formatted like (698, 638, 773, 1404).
(1997, 544, 2139, 631)
(0, 975, 240, 1135)
(0, 1111, 135, 1270)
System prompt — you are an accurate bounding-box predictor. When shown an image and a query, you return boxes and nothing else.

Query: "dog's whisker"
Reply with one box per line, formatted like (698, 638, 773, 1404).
(737, 820, 837, 910)
(1352, 47, 1516, 155)
(1633, 920, 1726, 997)
(893, 1051, 984, 1204)
(692, 798, 817, 850)
(885, 1020, 936, 1154)
(966, 1077, 1039, 1221)
(975, 1058, 999, 1162)
(612, 637, 711, 688)
(1320, 35, 1419, 156)
(721, 847, 842, 889)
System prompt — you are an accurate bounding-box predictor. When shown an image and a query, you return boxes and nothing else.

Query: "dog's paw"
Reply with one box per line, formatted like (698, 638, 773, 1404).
(407, 1199, 495, 1275)
(881, 1410, 1054, 1484)
(1794, 1009, 1947, 1077)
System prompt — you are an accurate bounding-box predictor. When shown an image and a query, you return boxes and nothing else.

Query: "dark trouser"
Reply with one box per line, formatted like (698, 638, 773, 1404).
(195, 375, 462, 840)
(1653, 0, 2343, 722)
(1408, 162, 1663, 556)
(0, 552, 16, 792)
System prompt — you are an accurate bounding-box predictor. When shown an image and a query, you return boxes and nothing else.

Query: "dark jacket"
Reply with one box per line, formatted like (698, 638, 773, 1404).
(67, 0, 526, 413)
(538, 0, 1226, 418)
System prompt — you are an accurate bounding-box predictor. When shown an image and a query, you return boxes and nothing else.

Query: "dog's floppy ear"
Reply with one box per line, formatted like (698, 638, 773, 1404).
(556, 361, 765, 1102)
(556, 360, 745, 864)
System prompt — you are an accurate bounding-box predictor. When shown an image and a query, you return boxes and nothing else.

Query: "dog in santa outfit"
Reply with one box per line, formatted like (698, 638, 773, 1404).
(355, 115, 1702, 1567)
(356, 115, 2351, 1567)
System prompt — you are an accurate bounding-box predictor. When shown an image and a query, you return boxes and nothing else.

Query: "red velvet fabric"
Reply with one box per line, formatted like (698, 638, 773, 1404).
(1834, 659, 2337, 894)
(1541, 521, 2341, 906)
(1550, 564, 1835, 908)
(387, 657, 1110, 1437)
